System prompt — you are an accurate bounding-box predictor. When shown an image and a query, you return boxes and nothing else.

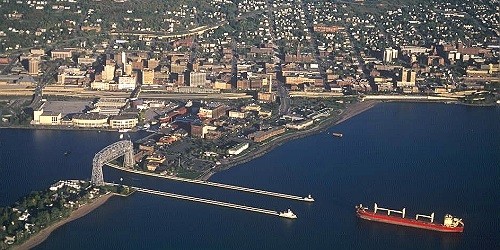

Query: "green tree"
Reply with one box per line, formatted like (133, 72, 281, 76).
(35, 211, 50, 225)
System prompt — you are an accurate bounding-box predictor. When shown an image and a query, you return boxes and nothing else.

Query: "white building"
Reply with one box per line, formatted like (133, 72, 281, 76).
(91, 81, 110, 90)
(228, 142, 249, 155)
(285, 119, 314, 130)
(188, 72, 207, 87)
(32, 109, 62, 125)
(228, 110, 246, 119)
(109, 115, 139, 129)
(50, 180, 81, 191)
(383, 47, 398, 63)
(102, 64, 115, 81)
(72, 113, 109, 128)
(118, 76, 136, 90)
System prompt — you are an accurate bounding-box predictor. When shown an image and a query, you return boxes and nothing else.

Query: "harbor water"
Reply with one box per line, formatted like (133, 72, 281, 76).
(0, 103, 499, 249)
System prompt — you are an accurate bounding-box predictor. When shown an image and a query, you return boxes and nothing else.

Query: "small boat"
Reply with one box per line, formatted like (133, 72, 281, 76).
(332, 133, 343, 137)
(64, 151, 71, 156)
(279, 209, 297, 219)
(303, 194, 315, 202)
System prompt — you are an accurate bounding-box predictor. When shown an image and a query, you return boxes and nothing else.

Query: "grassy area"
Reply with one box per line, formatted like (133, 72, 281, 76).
(176, 170, 200, 179)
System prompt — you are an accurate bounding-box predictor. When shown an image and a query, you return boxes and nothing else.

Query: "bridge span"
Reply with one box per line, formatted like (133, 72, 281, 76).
(92, 140, 134, 186)
(106, 163, 314, 202)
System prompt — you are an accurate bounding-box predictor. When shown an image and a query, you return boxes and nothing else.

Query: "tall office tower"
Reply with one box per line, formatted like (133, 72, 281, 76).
(28, 58, 39, 75)
(269, 75, 272, 93)
(400, 69, 416, 86)
(115, 52, 126, 66)
(141, 68, 154, 85)
(401, 69, 408, 82)
(188, 72, 207, 87)
(102, 64, 115, 81)
(148, 59, 159, 70)
(124, 63, 133, 76)
(383, 47, 398, 63)
(409, 70, 416, 83)
(121, 51, 126, 65)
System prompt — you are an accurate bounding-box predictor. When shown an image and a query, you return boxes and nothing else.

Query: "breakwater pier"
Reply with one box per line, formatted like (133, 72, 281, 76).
(135, 187, 282, 217)
(106, 183, 294, 218)
(106, 163, 314, 202)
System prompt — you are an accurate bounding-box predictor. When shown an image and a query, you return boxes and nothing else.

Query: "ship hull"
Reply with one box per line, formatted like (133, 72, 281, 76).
(357, 209, 464, 233)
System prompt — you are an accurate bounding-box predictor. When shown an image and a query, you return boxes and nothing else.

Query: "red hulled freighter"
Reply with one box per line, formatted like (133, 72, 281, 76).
(356, 203, 464, 233)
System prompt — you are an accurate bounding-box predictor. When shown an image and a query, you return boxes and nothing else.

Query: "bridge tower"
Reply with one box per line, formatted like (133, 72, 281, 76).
(92, 140, 134, 186)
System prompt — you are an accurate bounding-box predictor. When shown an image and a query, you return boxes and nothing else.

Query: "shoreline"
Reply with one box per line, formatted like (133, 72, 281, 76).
(0, 124, 120, 132)
(202, 98, 499, 180)
(13, 193, 114, 250)
(1, 99, 495, 132)
(199, 100, 379, 181)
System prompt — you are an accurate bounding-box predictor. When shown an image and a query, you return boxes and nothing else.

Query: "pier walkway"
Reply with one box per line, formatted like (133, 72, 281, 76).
(106, 183, 287, 218)
(106, 163, 314, 202)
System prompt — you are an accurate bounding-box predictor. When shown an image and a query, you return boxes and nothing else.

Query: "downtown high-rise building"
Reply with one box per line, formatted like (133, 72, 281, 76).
(102, 64, 115, 81)
(28, 58, 39, 75)
(141, 68, 155, 85)
(383, 48, 398, 63)
(188, 72, 207, 87)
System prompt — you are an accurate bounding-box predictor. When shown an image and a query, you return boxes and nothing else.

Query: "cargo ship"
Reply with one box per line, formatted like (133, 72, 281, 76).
(355, 203, 464, 233)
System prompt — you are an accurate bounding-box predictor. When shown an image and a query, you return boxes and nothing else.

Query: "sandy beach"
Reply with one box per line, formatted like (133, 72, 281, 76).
(14, 193, 114, 250)
(200, 100, 379, 180)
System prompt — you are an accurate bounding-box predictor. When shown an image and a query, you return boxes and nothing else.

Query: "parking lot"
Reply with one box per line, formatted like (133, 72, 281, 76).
(42, 100, 93, 115)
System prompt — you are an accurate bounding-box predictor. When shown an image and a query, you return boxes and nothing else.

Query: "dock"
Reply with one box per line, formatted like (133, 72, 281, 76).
(106, 163, 314, 202)
(113, 184, 288, 218)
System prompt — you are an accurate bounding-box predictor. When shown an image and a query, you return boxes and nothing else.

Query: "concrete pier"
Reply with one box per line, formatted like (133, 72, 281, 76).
(106, 163, 314, 202)
(128, 186, 288, 218)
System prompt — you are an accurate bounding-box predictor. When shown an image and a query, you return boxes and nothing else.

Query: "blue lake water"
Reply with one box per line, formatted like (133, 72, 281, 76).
(0, 103, 499, 249)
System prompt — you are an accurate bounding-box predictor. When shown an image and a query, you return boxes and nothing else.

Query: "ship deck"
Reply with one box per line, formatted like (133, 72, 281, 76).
(356, 209, 464, 233)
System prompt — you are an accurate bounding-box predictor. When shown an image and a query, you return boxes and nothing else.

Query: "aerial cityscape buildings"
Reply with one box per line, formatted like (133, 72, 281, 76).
(0, 0, 498, 247)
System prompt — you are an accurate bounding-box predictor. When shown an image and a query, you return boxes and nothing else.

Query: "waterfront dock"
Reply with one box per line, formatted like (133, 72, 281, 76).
(106, 163, 314, 202)
(118, 185, 288, 218)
